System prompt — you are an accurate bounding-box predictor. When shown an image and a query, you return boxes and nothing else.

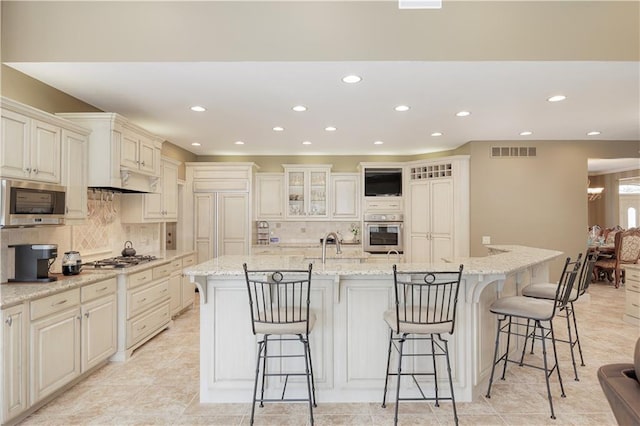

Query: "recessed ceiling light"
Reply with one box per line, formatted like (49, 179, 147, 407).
(234, 141, 245, 145)
(547, 95, 567, 102)
(302, 141, 312, 145)
(342, 75, 362, 84)
(456, 111, 471, 117)
(431, 132, 443, 137)
(273, 126, 284, 132)
(292, 105, 307, 112)
(394, 105, 410, 112)
(325, 126, 337, 132)
(519, 131, 533, 136)
(373, 140, 384, 145)
(191, 142, 201, 146)
(587, 131, 601, 136)
(190, 106, 206, 112)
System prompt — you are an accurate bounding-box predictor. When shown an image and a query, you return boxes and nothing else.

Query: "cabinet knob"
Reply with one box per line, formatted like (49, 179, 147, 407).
(33, 168, 38, 174)
(25, 167, 31, 173)
(84, 312, 90, 318)
(5, 317, 12, 327)
(141, 161, 146, 166)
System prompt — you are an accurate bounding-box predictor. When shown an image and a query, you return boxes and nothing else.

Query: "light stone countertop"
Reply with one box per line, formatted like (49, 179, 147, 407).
(1, 249, 195, 309)
(184, 245, 563, 277)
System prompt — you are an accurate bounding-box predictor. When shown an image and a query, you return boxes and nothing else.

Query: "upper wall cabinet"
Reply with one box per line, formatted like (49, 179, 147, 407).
(0, 99, 69, 184)
(255, 173, 284, 220)
(330, 173, 360, 220)
(57, 113, 163, 193)
(120, 157, 180, 223)
(61, 129, 90, 222)
(283, 165, 331, 220)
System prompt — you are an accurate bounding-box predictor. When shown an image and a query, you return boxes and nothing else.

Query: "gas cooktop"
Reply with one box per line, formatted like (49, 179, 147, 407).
(85, 255, 159, 269)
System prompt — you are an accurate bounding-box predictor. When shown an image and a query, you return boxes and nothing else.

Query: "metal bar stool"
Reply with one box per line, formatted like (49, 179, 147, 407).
(381, 264, 464, 426)
(521, 252, 597, 380)
(485, 256, 581, 420)
(243, 263, 317, 425)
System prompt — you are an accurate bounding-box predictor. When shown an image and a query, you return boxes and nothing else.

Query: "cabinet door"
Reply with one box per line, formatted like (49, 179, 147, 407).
(181, 255, 197, 309)
(0, 109, 30, 179)
(286, 170, 306, 218)
(255, 173, 284, 219)
(62, 129, 88, 220)
(138, 138, 157, 175)
(308, 170, 329, 218)
(161, 160, 179, 219)
(2, 304, 28, 423)
(194, 193, 215, 262)
(81, 293, 117, 371)
(218, 192, 249, 256)
(429, 179, 453, 261)
(169, 273, 182, 316)
(30, 307, 81, 403)
(30, 119, 61, 183)
(331, 173, 359, 219)
(121, 132, 139, 169)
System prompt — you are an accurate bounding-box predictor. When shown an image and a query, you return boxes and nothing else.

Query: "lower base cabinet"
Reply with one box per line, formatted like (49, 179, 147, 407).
(0, 277, 117, 425)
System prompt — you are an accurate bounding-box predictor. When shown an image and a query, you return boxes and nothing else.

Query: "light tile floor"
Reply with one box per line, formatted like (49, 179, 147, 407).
(21, 280, 639, 425)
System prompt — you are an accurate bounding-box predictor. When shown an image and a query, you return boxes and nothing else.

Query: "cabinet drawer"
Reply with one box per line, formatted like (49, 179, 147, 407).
(31, 289, 80, 321)
(126, 301, 170, 348)
(625, 293, 640, 319)
(170, 259, 182, 271)
(152, 263, 172, 280)
(364, 198, 402, 212)
(127, 279, 169, 319)
(182, 254, 196, 268)
(127, 269, 153, 289)
(626, 276, 640, 293)
(81, 278, 117, 303)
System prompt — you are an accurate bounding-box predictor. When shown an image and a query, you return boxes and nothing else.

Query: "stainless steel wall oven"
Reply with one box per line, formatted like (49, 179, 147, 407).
(363, 213, 404, 253)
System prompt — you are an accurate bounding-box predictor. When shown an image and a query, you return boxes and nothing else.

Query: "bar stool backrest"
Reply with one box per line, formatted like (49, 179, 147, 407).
(575, 251, 597, 299)
(391, 264, 464, 335)
(243, 263, 313, 336)
(550, 255, 582, 320)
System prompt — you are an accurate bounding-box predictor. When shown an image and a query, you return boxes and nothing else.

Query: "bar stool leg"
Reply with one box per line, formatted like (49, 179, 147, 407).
(564, 306, 579, 381)
(394, 334, 407, 426)
(440, 335, 459, 425)
(381, 329, 394, 408)
(306, 337, 317, 407)
(501, 316, 513, 380)
(549, 321, 566, 398)
(538, 320, 556, 419)
(485, 315, 505, 398)
(570, 302, 585, 367)
(259, 335, 269, 407)
(519, 319, 531, 366)
(300, 334, 315, 426)
(431, 336, 440, 407)
(251, 339, 265, 425)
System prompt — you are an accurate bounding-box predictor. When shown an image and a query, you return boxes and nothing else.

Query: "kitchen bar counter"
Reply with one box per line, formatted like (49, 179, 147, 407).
(185, 245, 563, 404)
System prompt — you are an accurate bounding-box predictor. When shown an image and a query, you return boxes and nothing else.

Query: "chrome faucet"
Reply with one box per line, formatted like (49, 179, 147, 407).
(322, 232, 342, 264)
(387, 249, 400, 261)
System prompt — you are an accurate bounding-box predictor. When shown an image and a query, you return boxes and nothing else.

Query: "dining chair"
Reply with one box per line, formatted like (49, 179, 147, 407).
(594, 227, 640, 288)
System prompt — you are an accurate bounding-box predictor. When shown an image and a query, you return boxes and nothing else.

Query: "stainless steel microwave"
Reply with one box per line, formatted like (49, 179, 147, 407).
(0, 180, 66, 227)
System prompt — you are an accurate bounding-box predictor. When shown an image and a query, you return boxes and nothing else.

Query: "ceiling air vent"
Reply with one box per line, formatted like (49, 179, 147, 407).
(491, 146, 537, 158)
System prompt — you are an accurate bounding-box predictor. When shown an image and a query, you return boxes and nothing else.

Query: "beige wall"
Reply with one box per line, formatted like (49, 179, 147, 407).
(162, 142, 197, 181)
(1, 64, 101, 113)
(469, 140, 639, 278)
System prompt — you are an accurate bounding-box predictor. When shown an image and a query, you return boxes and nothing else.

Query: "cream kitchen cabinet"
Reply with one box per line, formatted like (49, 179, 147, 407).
(80, 278, 117, 372)
(330, 173, 360, 220)
(181, 254, 197, 310)
(623, 265, 640, 325)
(121, 157, 180, 223)
(405, 157, 470, 263)
(57, 112, 163, 193)
(2, 303, 28, 424)
(1, 99, 62, 184)
(284, 165, 331, 220)
(29, 289, 81, 404)
(194, 192, 249, 263)
(61, 128, 90, 222)
(254, 173, 285, 220)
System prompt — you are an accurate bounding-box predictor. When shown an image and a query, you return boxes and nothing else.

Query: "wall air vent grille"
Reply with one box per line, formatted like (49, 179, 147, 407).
(410, 163, 452, 180)
(491, 146, 537, 158)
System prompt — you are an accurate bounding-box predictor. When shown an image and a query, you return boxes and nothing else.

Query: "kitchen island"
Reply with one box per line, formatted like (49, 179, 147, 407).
(184, 245, 563, 403)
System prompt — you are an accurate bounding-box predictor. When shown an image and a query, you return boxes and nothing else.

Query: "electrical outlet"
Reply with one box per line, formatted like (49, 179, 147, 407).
(482, 236, 491, 245)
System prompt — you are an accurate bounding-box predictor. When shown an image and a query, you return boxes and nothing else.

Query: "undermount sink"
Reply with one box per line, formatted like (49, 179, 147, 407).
(303, 257, 365, 264)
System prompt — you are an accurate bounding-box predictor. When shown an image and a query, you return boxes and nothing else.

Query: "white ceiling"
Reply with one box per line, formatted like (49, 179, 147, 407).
(7, 60, 640, 158)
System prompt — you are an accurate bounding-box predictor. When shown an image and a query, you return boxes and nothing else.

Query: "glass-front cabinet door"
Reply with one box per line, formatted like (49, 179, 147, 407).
(284, 166, 331, 219)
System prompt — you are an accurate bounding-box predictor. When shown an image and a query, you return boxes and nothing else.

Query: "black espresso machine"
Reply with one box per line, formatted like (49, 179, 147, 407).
(9, 244, 58, 282)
